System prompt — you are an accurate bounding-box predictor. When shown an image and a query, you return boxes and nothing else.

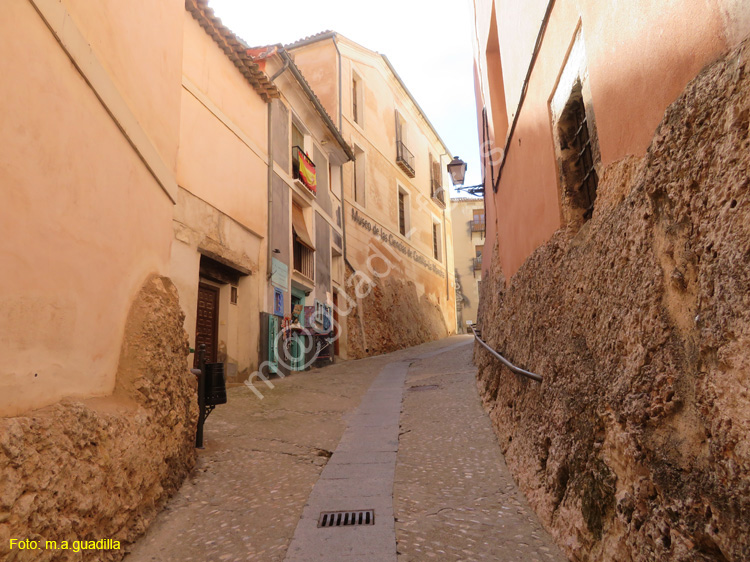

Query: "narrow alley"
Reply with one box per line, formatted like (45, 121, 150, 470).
(125, 337, 564, 561)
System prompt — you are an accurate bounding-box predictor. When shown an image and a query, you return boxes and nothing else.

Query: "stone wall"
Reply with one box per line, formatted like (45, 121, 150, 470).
(0, 276, 198, 561)
(345, 264, 448, 359)
(476, 40, 750, 562)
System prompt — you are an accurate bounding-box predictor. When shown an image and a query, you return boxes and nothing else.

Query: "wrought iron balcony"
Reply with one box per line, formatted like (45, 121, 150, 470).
(396, 140, 415, 178)
(292, 145, 316, 194)
(473, 255, 483, 271)
(470, 219, 485, 233)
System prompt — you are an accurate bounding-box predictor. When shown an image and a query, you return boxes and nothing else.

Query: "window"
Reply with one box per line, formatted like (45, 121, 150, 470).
(230, 286, 238, 305)
(397, 187, 411, 238)
(432, 222, 441, 261)
(354, 145, 366, 206)
(429, 154, 444, 205)
(291, 122, 316, 194)
(292, 203, 315, 280)
(550, 29, 600, 226)
(292, 123, 305, 157)
(398, 191, 406, 236)
(474, 244, 483, 272)
(471, 208, 485, 234)
(558, 83, 598, 220)
(352, 73, 363, 126)
(395, 110, 415, 178)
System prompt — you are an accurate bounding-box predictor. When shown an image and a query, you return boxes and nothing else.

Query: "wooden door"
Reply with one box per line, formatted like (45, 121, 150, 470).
(195, 283, 219, 367)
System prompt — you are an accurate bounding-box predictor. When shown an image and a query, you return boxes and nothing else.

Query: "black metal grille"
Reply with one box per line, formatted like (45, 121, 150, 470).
(396, 140, 415, 177)
(569, 98, 598, 219)
(318, 510, 374, 528)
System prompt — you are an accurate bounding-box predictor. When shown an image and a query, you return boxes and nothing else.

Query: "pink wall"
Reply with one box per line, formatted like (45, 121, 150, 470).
(472, 0, 750, 280)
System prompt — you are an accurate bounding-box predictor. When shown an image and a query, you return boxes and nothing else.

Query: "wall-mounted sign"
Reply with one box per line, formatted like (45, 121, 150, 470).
(350, 208, 446, 278)
(271, 257, 288, 289)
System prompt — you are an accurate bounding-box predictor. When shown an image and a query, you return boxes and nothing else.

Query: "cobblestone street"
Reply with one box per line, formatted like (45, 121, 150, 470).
(125, 336, 565, 561)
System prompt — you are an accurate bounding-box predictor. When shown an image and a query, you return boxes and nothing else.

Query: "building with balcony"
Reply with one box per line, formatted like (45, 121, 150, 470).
(247, 45, 353, 372)
(451, 197, 485, 333)
(287, 32, 457, 357)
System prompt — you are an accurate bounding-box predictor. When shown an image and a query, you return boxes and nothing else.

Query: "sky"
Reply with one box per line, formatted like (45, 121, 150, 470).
(208, 0, 483, 194)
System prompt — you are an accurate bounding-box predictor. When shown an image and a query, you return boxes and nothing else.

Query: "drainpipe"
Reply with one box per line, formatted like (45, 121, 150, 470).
(266, 102, 274, 284)
(443, 207, 449, 301)
(331, 34, 352, 268)
(332, 34, 343, 131)
(266, 56, 291, 284)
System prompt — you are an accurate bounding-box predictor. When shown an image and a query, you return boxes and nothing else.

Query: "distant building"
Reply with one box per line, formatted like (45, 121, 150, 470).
(451, 197, 485, 333)
(288, 32, 457, 357)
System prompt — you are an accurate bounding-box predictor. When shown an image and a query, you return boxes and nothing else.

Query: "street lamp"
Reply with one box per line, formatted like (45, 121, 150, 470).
(447, 156, 467, 186)
(447, 156, 484, 196)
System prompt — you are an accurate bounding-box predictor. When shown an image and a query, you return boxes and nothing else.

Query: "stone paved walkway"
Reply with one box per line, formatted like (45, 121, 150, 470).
(394, 341, 565, 561)
(125, 336, 566, 561)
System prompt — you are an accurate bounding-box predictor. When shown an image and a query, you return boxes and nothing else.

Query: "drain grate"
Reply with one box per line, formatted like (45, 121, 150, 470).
(318, 509, 375, 528)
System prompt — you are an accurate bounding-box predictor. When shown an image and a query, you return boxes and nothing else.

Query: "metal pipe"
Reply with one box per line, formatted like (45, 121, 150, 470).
(266, 54, 290, 281)
(266, 101, 274, 281)
(470, 325, 542, 382)
(195, 344, 207, 448)
(332, 34, 343, 131)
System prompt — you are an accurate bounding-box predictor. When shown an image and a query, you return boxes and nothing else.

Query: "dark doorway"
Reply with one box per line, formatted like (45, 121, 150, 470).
(195, 283, 219, 367)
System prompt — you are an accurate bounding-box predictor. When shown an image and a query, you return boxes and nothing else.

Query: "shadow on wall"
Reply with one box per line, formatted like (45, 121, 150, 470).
(0, 275, 198, 561)
(475, 39, 750, 562)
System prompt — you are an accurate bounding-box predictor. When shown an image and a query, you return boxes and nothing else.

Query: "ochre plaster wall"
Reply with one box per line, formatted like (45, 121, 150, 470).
(0, 0, 178, 416)
(62, 0, 184, 170)
(288, 39, 341, 126)
(178, 14, 268, 237)
(172, 12, 269, 380)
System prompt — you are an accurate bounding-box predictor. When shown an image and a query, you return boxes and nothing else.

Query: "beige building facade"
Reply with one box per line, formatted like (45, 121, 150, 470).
(170, 3, 278, 383)
(288, 33, 457, 357)
(451, 197, 485, 333)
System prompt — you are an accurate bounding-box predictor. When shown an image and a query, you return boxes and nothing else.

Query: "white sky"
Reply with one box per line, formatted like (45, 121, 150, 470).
(208, 0, 483, 193)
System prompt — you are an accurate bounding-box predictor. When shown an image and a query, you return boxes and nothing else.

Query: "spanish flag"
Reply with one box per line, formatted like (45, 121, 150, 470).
(298, 153, 317, 194)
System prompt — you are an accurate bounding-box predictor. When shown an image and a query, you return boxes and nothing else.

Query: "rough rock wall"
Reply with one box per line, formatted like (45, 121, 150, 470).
(345, 264, 448, 359)
(0, 276, 198, 561)
(476, 40, 750, 562)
